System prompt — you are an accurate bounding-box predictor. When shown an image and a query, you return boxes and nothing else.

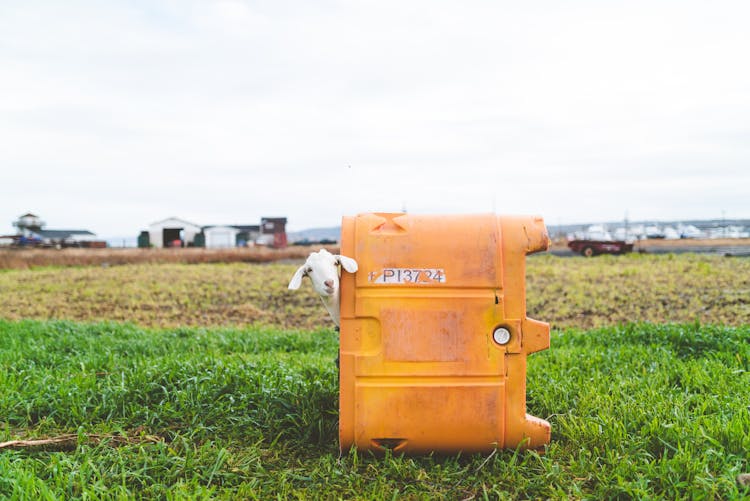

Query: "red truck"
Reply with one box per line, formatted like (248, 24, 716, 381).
(567, 239, 634, 257)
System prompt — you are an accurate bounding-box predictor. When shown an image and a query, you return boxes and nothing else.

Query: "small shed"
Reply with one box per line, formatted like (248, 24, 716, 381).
(203, 226, 241, 249)
(148, 217, 202, 248)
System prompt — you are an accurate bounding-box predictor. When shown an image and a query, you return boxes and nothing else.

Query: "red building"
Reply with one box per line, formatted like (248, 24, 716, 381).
(261, 217, 288, 249)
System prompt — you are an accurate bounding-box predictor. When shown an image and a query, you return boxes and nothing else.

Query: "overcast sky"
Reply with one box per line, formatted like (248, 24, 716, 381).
(2, 1, 749, 237)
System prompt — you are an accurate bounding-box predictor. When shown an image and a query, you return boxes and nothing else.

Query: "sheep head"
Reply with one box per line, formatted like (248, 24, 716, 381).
(288, 249, 358, 325)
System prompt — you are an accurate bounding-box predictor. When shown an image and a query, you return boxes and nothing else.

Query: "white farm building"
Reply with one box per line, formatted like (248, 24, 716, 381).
(203, 226, 240, 249)
(140, 218, 267, 248)
(147, 217, 202, 248)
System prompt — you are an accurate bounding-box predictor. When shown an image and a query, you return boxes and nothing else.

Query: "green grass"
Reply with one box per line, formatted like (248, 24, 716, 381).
(1, 319, 747, 499)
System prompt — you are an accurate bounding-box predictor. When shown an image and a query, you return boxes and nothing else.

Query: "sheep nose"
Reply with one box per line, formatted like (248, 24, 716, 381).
(324, 280, 334, 288)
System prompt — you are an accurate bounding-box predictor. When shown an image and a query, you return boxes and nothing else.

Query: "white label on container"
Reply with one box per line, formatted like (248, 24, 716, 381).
(367, 268, 446, 284)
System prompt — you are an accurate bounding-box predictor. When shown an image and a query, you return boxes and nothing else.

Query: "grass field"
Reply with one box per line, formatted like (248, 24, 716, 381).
(1, 254, 748, 498)
(1, 320, 747, 499)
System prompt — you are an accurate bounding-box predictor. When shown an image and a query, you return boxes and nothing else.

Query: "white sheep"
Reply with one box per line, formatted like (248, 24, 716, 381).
(287, 249, 358, 326)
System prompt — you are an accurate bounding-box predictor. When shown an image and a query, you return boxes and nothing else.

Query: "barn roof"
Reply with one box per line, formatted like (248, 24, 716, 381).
(149, 217, 202, 228)
(261, 217, 287, 224)
(202, 225, 260, 231)
(202, 225, 240, 231)
(233, 225, 260, 232)
(36, 230, 95, 239)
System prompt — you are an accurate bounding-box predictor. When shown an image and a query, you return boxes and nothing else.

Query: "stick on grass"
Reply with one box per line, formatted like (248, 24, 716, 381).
(0, 434, 162, 451)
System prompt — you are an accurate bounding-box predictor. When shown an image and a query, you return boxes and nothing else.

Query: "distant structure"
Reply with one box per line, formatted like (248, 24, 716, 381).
(565, 221, 749, 242)
(14, 213, 46, 237)
(144, 217, 203, 248)
(258, 217, 288, 249)
(234, 225, 262, 247)
(4, 213, 103, 248)
(201, 225, 261, 249)
(139, 217, 286, 249)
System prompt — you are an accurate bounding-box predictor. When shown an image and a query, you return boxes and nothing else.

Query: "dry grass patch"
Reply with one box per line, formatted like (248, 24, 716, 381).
(0, 262, 327, 330)
(0, 253, 748, 330)
(526, 253, 750, 329)
(0, 246, 336, 270)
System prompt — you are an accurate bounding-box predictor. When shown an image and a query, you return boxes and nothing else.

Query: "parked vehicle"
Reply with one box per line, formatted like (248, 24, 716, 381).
(567, 239, 634, 257)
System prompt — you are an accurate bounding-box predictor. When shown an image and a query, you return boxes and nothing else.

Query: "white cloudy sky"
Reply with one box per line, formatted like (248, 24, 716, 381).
(1, 1, 749, 237)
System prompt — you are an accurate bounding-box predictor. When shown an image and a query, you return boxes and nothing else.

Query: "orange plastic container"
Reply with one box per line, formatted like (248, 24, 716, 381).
(339, 213, 551, 454)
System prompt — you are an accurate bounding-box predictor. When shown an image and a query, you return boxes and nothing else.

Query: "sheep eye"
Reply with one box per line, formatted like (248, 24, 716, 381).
(306, 267, 313, 273)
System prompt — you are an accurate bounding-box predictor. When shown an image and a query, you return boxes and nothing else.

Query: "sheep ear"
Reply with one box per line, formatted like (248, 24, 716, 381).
(288, 266, 307, 290)
(336, 255, 358, 273)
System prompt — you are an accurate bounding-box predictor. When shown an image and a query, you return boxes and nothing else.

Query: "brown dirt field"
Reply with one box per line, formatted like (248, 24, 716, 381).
(3, 238, 748, 271)
(0, 245, 338, 270)
(0, 253, 748, 331)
